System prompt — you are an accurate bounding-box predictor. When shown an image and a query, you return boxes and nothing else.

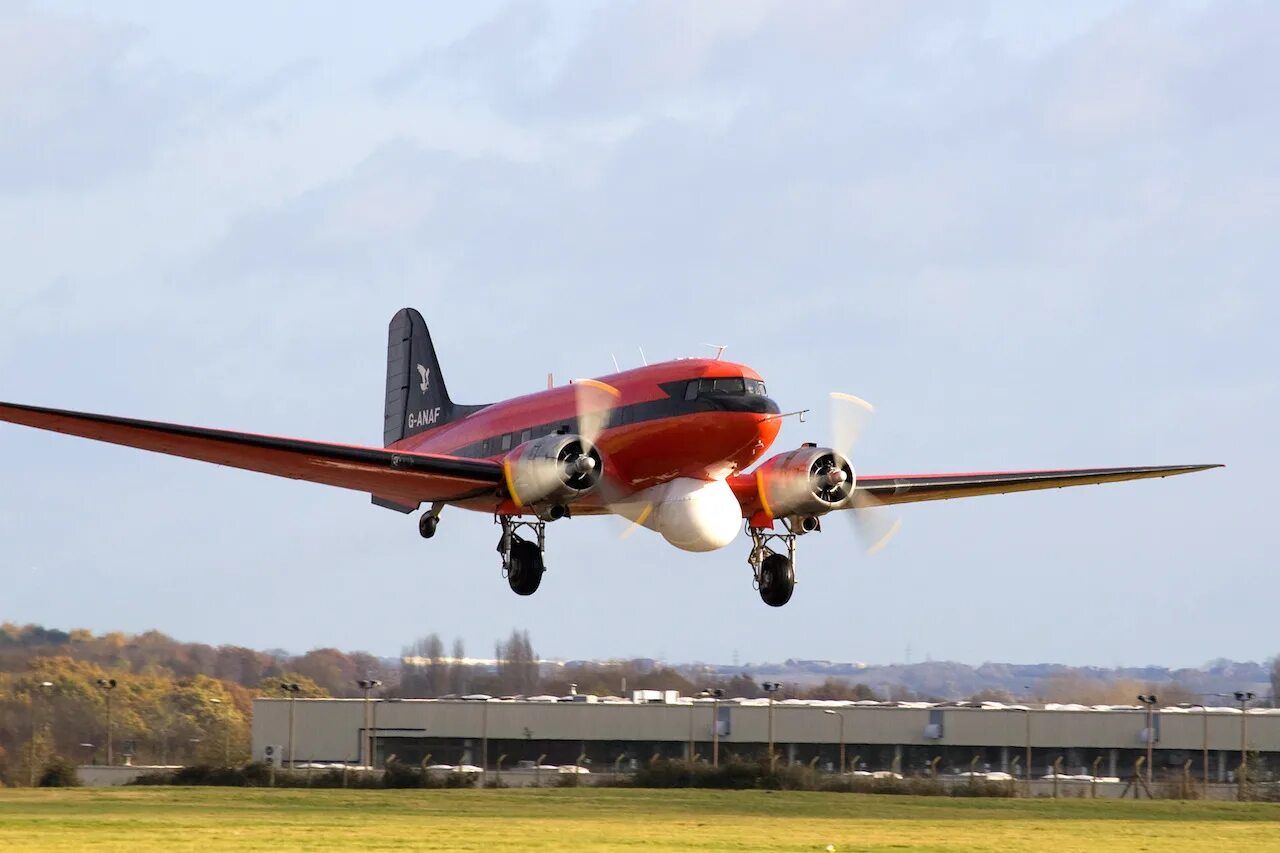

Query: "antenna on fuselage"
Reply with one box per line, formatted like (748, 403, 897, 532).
(547, 373, 554, 389)
(701, 343, 728, 360)
(638, 346, 647, 366)
(611, 354, 620, 372)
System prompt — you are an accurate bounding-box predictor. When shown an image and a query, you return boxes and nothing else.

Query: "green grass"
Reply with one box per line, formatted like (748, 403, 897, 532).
(1, 787, 1278, 852)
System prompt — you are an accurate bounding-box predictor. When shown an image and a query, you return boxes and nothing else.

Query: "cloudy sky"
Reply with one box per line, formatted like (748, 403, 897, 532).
(1, 0, 1274, 670)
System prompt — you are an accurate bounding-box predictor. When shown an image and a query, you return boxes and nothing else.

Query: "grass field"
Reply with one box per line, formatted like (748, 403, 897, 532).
(1, 787, 1279, 852)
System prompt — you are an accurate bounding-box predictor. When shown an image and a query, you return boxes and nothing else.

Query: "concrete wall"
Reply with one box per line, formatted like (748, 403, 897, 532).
(75, 765, 180, 786)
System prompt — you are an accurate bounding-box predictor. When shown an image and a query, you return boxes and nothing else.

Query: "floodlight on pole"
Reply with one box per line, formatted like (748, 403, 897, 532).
(700, 689, 725, 767)
(823, 709, 846, 774)
(281, 682, 301, 770)
(1179, 702, 1211, 793)
(357, 679, 382, 768)
(1137, 694, 1158, 787)
(761, 682, 782, 772)
(1234, 691, 1255, 800)
(95, 678, 118, 766)
(27, 680, 54, 786)
(208, 698, 231, 766)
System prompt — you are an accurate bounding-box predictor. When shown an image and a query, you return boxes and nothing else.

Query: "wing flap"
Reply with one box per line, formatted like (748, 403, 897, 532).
(0, 401, 502, 509)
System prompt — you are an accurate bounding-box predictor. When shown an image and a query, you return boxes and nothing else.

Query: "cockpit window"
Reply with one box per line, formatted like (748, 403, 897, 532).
(713, 377, 745, 395)
(684, 376, 767, 400)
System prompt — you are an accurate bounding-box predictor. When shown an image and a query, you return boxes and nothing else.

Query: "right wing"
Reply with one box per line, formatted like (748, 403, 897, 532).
(0, 401, 503, 511)
(729, 463, 1220, 518)
(852, 464, 1221, 505)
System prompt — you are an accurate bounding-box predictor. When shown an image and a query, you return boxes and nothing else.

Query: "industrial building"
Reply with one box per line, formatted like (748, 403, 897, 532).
(253, 694, 1280, 784)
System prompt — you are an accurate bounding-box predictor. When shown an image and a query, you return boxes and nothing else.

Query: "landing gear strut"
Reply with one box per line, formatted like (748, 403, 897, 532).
(497, 515, 546, 596)
(747, 523, 798, 607)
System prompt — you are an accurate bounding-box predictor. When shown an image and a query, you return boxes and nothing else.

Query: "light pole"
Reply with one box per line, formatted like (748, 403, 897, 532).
(27, 680, 53, 786)
(687, 701, 695, 763)
(1137, 695, 1158, 788)
(701, 689, 725, 767)
(280, 682, 301, 770)
(762, 682, 782, 772)
(209, 698, 231, 766)
(823, 710, 845, 773)
(481, 699, 490, 783)
(95, 678, 118, 766)
(1179, 703, 1210, 794)
(1017, 707, 1032, 796)
(357, 679, 382, 768)
(1234, 690, 1255, 800)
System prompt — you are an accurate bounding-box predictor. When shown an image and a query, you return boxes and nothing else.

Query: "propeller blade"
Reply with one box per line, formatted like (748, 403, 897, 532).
(851, 489, 902, 555)
(829, 392, 874, 458)
(573, 378, 621, 446)
(618, 501, 655, 540)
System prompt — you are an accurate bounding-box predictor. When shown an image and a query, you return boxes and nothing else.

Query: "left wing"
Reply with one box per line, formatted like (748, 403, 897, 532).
(731, 463, 1220, 517)
(0, 401, 503, 510)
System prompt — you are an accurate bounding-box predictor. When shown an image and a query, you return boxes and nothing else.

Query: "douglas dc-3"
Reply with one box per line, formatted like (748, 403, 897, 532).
(0, 308, 1219, 607)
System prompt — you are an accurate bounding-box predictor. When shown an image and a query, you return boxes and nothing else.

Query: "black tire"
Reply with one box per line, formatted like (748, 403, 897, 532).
(507, 539, 544, 596)
(419, 514, 438, 539)
(759, 553, 795, 607)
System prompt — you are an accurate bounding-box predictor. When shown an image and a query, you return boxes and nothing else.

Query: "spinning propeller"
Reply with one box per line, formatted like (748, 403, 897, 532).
(829, 392, 902, 554)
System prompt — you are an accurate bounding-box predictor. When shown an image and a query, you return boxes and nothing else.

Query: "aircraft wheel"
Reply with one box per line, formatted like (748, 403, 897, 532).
(419, 514, 438, 539)
(507, 539, 544, 596)
(758, 553, 794, 607)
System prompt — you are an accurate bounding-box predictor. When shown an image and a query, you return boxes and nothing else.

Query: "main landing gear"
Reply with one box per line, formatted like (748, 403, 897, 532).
(497, 515, 546, 596)
(747, 523, 801, 607)
(418, 503, 443, 539)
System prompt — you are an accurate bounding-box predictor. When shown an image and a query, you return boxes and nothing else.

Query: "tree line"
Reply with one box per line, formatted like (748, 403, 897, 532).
(4, 621, 1274, 786)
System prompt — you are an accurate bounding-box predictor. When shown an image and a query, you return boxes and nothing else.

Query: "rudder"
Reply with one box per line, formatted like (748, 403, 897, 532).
(383, 307, 456, 446)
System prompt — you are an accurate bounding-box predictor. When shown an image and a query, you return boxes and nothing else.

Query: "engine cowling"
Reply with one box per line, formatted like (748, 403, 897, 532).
(753, 446, 855, 519)
(501, 434, 602, 508)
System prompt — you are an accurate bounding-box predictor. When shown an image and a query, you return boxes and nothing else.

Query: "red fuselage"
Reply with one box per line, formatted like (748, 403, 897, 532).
(395, 358, 783, 514)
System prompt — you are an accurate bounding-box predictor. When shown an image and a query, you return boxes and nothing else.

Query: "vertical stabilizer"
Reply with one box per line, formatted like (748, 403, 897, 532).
(383, 308, 456, 446)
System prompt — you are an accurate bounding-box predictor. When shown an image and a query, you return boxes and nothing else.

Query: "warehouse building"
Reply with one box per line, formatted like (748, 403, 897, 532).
(253, 694, 1280, 784)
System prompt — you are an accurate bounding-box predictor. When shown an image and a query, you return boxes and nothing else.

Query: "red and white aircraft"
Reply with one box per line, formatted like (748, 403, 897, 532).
(0, 308, 1219, 606)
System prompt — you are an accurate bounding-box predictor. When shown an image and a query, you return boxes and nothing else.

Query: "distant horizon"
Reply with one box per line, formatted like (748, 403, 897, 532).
(5, 619, 1273, 673)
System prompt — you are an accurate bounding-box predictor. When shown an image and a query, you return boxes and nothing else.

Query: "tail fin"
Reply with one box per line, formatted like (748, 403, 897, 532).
(383, 308, 457, 446)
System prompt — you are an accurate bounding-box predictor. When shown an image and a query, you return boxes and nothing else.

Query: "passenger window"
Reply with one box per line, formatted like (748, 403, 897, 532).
(713, 377, 745, 395)
(684, 381, 698, 401)
(500, 434, 512, 452)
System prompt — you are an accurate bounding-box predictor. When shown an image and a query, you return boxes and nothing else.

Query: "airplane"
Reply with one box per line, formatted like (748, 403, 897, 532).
(0, 307, 1220, 607)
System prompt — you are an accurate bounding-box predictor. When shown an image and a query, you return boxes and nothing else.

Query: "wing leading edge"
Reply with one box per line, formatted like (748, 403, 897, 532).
(853, 464, 1221, 505)
(0, 401, 503, 511)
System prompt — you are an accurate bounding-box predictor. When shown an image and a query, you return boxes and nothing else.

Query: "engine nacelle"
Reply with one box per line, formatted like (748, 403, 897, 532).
(502, 434, 602, 508)
(753, 446, 855, 519)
